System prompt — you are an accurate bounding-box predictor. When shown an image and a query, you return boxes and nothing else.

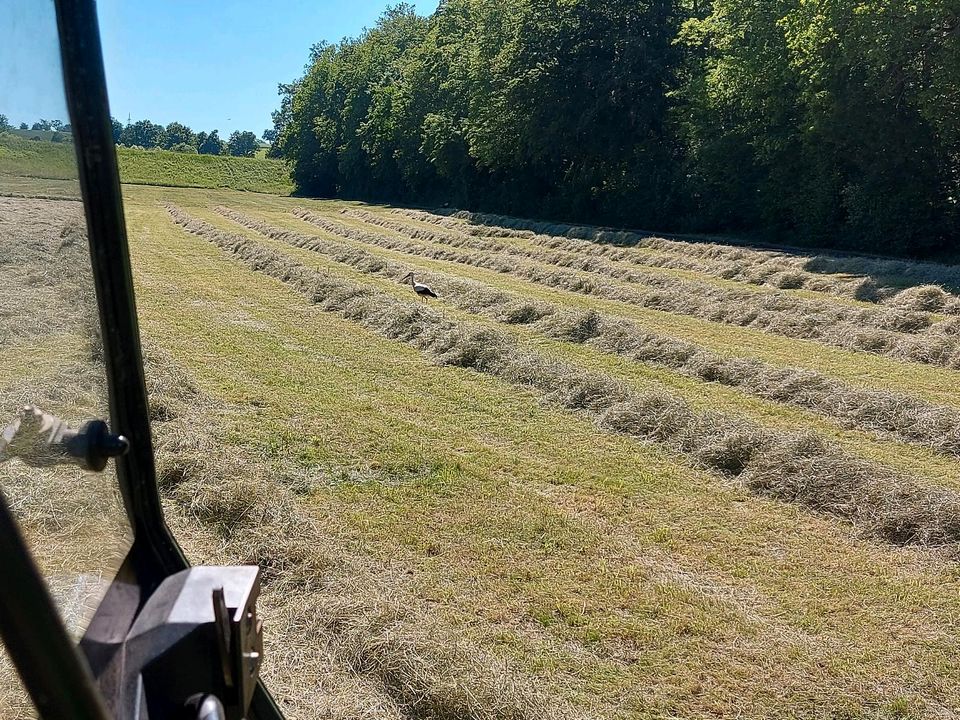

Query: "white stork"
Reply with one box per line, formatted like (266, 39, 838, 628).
(401, 271, 438, 299)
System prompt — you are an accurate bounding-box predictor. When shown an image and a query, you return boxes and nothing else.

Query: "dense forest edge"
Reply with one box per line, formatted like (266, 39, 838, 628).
(268, 0, 959, 257)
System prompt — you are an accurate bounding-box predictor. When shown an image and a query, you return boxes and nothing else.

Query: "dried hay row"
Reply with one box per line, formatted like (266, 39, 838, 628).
(345, 207, 943, 338)
(434, 207, 960, 291)
(0, 199, 97, 352)
(219, 206, 960, 458)
(393, 208, 876, 300)
(414, 208, 960, 314)
(343, 208, 506, 252)
(292, 208, 960, 370)
(145, 347, 568, 720)
(390, 207, 538, 239)
(171, 203, 960, 549)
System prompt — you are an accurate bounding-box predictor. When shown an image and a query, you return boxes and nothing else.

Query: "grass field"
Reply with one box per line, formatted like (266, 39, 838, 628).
(110, 185, 960, 719)
(0, 132, 292, 194)
(0, 197, 131, 716)
(8, 179, 960, 718)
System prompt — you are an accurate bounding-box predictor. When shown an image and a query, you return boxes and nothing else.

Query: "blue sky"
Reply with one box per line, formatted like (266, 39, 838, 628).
(95, 0, 440, 137)
(1, 0, 69, 126)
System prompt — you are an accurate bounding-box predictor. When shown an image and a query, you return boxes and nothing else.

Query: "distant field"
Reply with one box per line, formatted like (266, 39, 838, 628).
(0, 133, 77, 180)
(0, 133, 292, 194)
(95, 184, 960, 719)
(116, 147, 292, 194)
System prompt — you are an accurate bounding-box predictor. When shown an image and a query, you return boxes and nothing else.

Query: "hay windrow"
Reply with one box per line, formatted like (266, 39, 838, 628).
(424, 207, 960, 314)
(343, 207, 943, 340)
(217, 206, 960, 459)
(144, 348, 568, 720)
(394, 207, 536, 239)
(168, 203, 960, 549)
(290, 207, 960, 369)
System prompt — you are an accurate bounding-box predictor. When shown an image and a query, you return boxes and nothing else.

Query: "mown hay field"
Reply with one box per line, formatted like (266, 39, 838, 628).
(0, 196, 131, 717)
(7, 181, 960, 719)
(120, 185, 960, 720)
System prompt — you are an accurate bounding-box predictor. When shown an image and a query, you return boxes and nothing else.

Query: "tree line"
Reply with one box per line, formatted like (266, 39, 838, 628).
(110, 119, 266, 157)
(1, 113, 270, 158)
(269, 0, 959, 255)
(0, 116, 72, 135)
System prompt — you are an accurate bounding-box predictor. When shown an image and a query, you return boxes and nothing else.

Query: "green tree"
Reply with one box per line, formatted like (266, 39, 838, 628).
(163, 122, 195, 149)
(266, 81, 297, 159)
(272, 0, 958, 256)
(198, 129, 225, 155)
(18, 123, 28, 130)
(226, 130, 259, 157)
(119, 119, 166, 148)
(276, 7, 432, 197)
(274, 48, 341, 193)
(110, 117, 123, 143)
(460, 0, 681, 221)
(0, 114, 9, 131)
(676, 0, 958, 251)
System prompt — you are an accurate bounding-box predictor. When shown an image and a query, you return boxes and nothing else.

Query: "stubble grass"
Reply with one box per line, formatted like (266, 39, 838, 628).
(111, 184, 960, 719)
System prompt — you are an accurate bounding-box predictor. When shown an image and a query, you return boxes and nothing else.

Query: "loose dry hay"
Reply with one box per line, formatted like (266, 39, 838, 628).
(743, 435, 960, 545)
(410, 207, 960, 317)
(426, 205, 960, 314)
(0, 198, 97, 352)
(214, 206, 960, 460)
(288, 207, 960, 370)
(345, 207, 946, 340)
(0, 200, 129, 716)
(807, 255, 960, 305)
(0, 195, 109, 452)
(394, 207, 536, 239)
(144, 346, 569, 720)
(168, 204, 960, 549)
(343, 208, 498, 253)
(888, 284, 954, 313)
(262, 598, 561, 720)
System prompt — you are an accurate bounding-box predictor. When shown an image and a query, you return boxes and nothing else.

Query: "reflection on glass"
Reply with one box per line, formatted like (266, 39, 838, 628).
(0, 0, 131, 715)
(0, 0, 80, 200)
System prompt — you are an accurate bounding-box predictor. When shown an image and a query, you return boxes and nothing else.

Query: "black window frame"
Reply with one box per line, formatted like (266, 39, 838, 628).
(0, 2, 285, 717)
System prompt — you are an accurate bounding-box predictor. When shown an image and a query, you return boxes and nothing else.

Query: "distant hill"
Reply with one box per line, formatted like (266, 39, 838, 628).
(4, 127, 73, 142)
(117, 147, 292, 194)
(0, 131, 77, 178)
(0, 132, 292, 194)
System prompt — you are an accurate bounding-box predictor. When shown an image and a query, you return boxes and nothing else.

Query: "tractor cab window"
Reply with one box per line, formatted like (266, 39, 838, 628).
(0, 0, 131, 712)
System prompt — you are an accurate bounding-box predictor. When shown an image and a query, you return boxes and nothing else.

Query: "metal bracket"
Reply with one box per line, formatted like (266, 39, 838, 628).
(82, 566, 264, 720)
(0, 406, 129, 472)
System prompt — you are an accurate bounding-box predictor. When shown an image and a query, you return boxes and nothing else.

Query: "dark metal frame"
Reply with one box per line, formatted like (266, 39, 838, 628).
(55, 0, 188, 587)
(0, 493, 111, 720)
(0, 1, 284, 717)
